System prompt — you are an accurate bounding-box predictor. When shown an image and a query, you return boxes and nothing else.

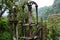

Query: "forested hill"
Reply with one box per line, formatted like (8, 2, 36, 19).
(38, 0, 60, 20)
(38, 6, 49, 20)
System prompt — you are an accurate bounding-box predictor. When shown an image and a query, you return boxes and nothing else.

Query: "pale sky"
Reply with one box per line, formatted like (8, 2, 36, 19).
(31, 0, 54, 8)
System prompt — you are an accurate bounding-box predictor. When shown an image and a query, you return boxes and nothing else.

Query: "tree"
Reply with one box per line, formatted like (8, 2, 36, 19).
(0, 0, 30, 40)
(47, 14, 60, 40)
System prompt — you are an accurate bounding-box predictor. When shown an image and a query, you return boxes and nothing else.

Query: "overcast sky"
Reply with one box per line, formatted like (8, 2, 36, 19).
(31, 0, 54, 8)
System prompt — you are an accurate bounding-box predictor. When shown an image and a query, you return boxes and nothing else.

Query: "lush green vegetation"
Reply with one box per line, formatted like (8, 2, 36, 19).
(0, 0, 60, 40)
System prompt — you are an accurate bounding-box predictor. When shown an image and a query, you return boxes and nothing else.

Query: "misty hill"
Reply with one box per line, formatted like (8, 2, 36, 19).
(38, 6, 48, 16)
(32, 6, 49, 20)
(38, 6, 49, 20)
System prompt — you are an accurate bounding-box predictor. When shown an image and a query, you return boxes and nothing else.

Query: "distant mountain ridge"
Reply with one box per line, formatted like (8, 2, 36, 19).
(32, 6, 49, 20)
(38, 6, 48, 17)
